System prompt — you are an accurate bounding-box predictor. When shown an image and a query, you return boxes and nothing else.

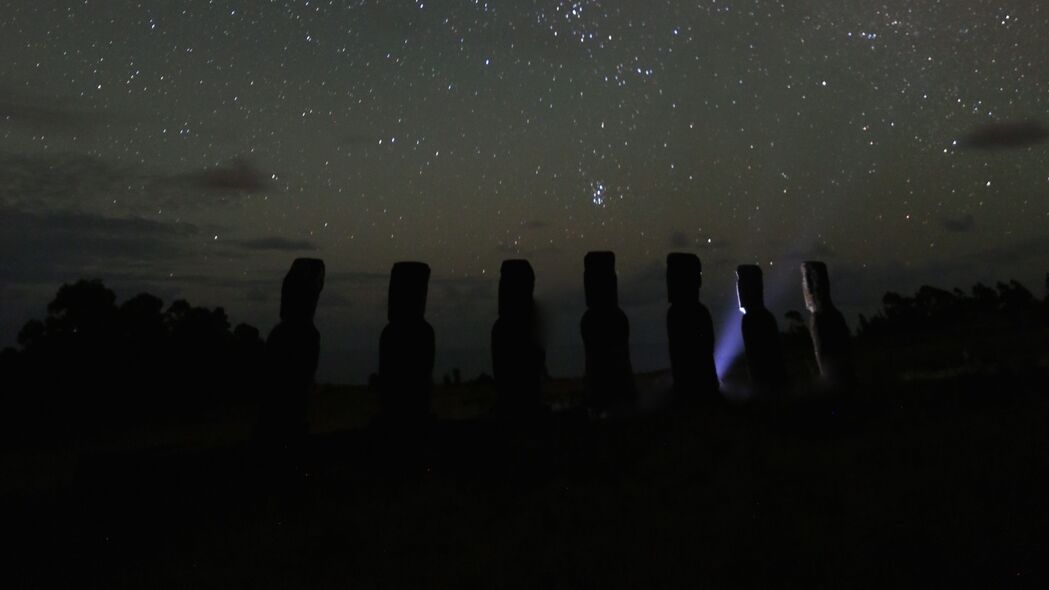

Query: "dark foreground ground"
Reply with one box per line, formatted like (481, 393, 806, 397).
(5, 371, 1049, 588)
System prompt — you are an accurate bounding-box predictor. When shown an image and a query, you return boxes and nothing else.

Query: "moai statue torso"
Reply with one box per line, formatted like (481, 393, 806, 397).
(580, 251, 636, 411)
(801, 261, 855, 389)
(261, 258, 325, 440)
(736, 264, 787, 395)
(379, 261, 435, 419)
(666, 253, 720, 399)
(492, 259, 546, 416)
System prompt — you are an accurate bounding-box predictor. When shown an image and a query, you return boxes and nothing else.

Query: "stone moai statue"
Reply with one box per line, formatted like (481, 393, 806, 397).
(801, 261, 856, 388)
(581, 251, 636, 411)
(492, 259, 546, 417)
(736, 264, 787, 394)
(379, 261, 435, 419)
(260, 258, 325, 441)
(666, 253, 720, 399)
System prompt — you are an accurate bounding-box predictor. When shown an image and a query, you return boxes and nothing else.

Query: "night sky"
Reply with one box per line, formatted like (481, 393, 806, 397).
(2, 1, 1046, 383)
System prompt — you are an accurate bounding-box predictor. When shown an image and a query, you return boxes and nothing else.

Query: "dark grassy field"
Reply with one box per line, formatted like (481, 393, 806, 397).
(4, 368, 1048, 588)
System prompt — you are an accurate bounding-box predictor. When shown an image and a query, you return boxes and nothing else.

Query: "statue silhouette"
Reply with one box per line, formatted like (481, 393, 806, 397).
(492, 259, 547, 417)
(801, 261, 856, 389)
(736, 264, 787, 394)
(379, 261, 435, 420)
(581, 251, 635, 412)
(666, 253, 719, 400)
(259, 258, 325, 442)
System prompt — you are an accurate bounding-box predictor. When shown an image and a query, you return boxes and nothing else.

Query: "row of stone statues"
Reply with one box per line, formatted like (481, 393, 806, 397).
(737, 261, 855, 392)
(258, 254, 855, 437)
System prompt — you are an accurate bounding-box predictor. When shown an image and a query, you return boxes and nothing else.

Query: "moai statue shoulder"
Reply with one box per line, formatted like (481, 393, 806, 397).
(801, 261, 855, 389)
(736, 264, 786, 395)
(666, 253, 719, 399)
(491, 259, 546, 417)
(581, 251, 636, 412)
(260, 258, 325, 442)
(379, 261, 436, 420)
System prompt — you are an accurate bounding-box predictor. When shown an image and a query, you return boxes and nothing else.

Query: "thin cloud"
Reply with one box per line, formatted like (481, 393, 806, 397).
(0, 87, 106, 135)
(520, 219, 548, 230)
(0, 207, 199, 284)
(236, 237, 318, 251)
(788, 241, 836, 260)
(0, 152, 133, 209)
(495, 242, 563, 257)
(669, 231, 731, 251)
(618, 261, 666, 307)
(0, 152, 275, 213)
(669, 231, 691, 248)
(939, 214, 975, 233)
(339, 132, 377, 146)
(186, 159, 270, 194)
(325, 270, 389, 285)
(0, 101, 99, 134)
(958, 120, 1049, 150)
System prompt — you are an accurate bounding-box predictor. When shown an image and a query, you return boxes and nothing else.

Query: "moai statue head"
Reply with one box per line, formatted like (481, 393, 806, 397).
(498, 259, 535, 318)
(279, 258, 325, 323)
(666, 253, 702, 305)
(584, 251, 618, 309)
(736, 264, 765, 314)
(388, 261, 430, 322)
(801, 261, 833, 313)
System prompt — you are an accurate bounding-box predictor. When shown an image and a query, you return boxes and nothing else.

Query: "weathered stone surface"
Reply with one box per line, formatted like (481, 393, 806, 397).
(379, 261, 435, 419)
(736, 264, 786, 394)
(801, 261, 855, 388)
(581, 251, 635, 411)
(492, 259, 546, 416)
(666, 253, 719, 399)
(801, 261, 833, 314)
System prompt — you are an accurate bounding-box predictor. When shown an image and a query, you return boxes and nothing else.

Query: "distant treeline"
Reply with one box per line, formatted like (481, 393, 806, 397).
(850, 278, 1049, 380)
(1, 279, 264, 437)
(856, 279, 1048, 339)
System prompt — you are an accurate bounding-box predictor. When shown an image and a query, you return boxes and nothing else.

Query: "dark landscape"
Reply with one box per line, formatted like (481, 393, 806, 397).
(3, 2, 1048, 587)
(3, 269, 1048, 587)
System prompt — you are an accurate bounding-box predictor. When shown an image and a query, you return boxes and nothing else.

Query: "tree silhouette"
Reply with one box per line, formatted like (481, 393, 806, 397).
(856, 278, 1047, 378)
(3, 279, 265, 437)
(859, 279, 1043, 340)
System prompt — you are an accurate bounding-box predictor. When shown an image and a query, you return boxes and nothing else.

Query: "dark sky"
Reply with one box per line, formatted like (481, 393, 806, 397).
(2, 1, 1047, 383)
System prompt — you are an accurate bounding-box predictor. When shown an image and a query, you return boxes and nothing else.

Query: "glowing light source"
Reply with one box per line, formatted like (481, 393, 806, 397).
(714, 310, 743, 378)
